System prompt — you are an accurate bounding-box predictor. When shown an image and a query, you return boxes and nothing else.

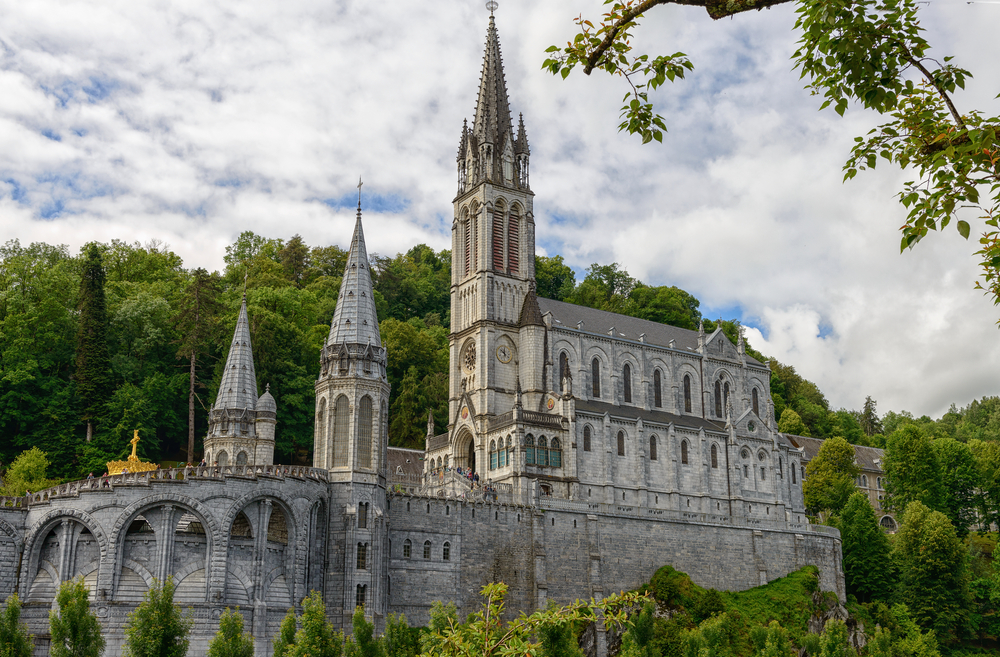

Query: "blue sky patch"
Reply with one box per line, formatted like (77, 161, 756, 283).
(323, 191, 409, 214)
(41, 129, 61, 142)
(2, 178, 27, 203)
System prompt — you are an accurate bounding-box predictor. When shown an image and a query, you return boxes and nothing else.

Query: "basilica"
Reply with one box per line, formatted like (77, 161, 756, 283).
(0, 13, 844, 656)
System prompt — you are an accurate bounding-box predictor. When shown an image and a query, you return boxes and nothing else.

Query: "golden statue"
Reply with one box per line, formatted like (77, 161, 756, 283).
(107, 430, 159, 475)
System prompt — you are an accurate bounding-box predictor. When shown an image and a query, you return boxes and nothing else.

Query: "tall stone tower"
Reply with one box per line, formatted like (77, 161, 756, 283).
(314, 194, 391, 623)
(204, 295, 276, 466)
(448, 13, 536, 472)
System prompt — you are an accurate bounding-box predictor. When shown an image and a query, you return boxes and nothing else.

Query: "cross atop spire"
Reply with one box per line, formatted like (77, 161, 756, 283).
(486, 1, 498, 15)
(357, 176, 363, 213)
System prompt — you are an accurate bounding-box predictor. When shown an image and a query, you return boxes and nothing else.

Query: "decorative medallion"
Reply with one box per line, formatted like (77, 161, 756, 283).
(462, 407, 469, 420)
(463, 343, 477, 373)
(546, 397, 555, 410)
(496, 344, 512, 364)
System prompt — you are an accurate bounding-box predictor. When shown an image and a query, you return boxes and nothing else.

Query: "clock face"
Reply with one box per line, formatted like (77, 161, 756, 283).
(496, 345, 512, 364)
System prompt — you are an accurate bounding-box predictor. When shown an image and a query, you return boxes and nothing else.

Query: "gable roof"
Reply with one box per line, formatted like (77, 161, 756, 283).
(536, 297, 764, 366)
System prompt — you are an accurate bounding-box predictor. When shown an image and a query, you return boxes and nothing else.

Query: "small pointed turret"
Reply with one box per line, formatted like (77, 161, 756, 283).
(515, 113, 530, 155)
(327, 203, 382, 349)
(216, 294, 259, 410)
(426, 410, 435, 439)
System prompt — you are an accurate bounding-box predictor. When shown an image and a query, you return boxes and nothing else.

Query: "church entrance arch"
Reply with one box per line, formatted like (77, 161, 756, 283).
(455, 430, 476, 474)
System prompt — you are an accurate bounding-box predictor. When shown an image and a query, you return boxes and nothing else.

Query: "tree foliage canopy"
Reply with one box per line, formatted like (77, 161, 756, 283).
(49, 577, 105, 657)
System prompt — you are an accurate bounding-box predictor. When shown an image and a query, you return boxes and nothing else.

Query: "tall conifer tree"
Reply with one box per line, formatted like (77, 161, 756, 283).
(840, 491, 894, 603)
(74, 244, 112, 443)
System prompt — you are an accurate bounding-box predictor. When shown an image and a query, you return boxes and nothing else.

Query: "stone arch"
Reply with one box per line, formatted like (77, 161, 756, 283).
(218, 490, 303, 555)
(108, 493, 221, 598)
(454, 428, 477, 472)
(20, 509, 108, 599)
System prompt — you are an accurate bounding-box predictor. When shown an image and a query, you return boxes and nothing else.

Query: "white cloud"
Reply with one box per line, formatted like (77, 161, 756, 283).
(1, 0, 999, 419)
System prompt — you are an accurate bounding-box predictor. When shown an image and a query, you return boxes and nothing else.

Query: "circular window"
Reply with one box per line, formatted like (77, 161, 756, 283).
(741, 449, 750, 459)
(463, 343, 477, 373)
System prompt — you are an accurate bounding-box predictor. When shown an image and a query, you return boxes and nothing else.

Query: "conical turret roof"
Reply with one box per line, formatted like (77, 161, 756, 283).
(471, 15, 514, 147)
(328, 204, 382, 348)
(215, 295, 259, 410)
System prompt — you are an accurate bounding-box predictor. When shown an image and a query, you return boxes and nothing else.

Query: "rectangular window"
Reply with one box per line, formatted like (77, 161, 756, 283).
(356, 585, 366, 609)
(550, 450, 561, 468)
(526, 446, 535, 465)
(357, 543, 367, 570)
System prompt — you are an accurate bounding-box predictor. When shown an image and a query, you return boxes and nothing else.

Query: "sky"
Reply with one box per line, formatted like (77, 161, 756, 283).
(2, 0, 999, 420)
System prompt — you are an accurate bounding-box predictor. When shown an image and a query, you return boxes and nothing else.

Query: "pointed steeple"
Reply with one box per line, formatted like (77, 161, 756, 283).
(327, 198, 382, 348)
(472, 15, 514, 148)
(215, 294, 259, 410)
(515, 113, 530, 155)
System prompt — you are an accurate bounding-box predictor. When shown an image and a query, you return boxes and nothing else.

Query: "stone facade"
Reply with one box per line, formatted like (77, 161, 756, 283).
(0, 13, 845, 657)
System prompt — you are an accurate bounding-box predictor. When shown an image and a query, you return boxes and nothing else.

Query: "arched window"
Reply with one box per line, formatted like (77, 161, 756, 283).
(592, 358, 601, 397)
(723, 382, 730, 412)
(623, 363, 632, 403)
(711, 444, 718, 469)
(423, 541, 432, 560)
(715, 381, 722, 417)
(861, 475, 868, 487)
(649, 435, 657, 461)
(537, 437, 549, 466)
(792, 463, 797, 484)
(443, 541, 451, 561)
(681, 440, 689, 465)
(492, 206, 505, 271)
(499, 439, 507, 468)
(760, 467, 766, 481)
(464, 218, 472, 276)
(752, 388, 759, 416)
(617, 431, 625, 456)
(526, 435, 535, 465)
(358, 396, 373, 469)
(880, 515, 897, 531)
(778, 457, 784, 479)
(357, 543, 367, 569)
(550, 438, 562, 467)
(559, 352, 569, 392)
(358, 502, 368, 529)
(683, 375, 692, 413)
(490, 440, 497, 470)
(508, 210, 520, 273)
(583, 425, 592, 452)
(236, 451, 247, 466)
(317, 397, 327, 464)
(218, 450, 229, 467)
(403, 539, 411, 559)
(333, 395, 349, 467)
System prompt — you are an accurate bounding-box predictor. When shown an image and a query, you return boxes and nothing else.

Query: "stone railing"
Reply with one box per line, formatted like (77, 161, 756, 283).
(0, 496, 26, 508)
(488, 411, 514, 430)
(521, 410, 563, 429)
(426, 433, 449, 451)
(27, 464, 329, 505)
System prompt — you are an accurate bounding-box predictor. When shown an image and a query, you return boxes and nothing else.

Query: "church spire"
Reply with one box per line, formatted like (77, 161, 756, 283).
(327, 189, 382, 349)
(472, 15, 514, 147)
(214, 294, 259, 411)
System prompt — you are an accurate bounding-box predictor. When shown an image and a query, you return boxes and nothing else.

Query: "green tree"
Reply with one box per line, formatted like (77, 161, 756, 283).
(290, 591, 343, 657)
(802, 437, 859, 516)
(0, 594, 33, 657)
(565, 263, 637, 315)
(122, 578, 193, 657)
(421, 582, 641, 657)
(534, 256, 576, 302)
(381, 614, 418, 657)
(273, 608, 297, 657)
(893, 501, 971, 647)
(0, 447, 58, 496)
(818, 619, 853, 657)
(840, 492, 894, 603)
(777, 409, 809, 437)
(749, 621, 795, 657)
(174, 268, 223, 463)
(629, 285, 701, 331)
(207, 608, 252, 657)
(543, 1, 1000, 308)
(930, 438, 979, 538)
(858, 396, 884, 437)
(49, 577, 104, 657)
(75, 243, 113, 443)
(884, 426, 945, 515)
(279, 235, 311, 288)
(344, 607, 382, 657)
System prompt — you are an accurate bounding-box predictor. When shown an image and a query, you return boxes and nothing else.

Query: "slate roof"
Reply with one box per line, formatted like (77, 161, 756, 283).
(214, 295, 259, 410)
(784, 434, 885, 472)
(327, 207, 382, 349)
(471, 15, 514, 148)
(575, 399, 726, 434)
(536, 297, 764, 367)
(519, 289, 544, 327)
(387, 447, 424, 476)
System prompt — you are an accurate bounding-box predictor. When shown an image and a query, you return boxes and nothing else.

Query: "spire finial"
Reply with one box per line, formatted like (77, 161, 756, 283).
(357, 176, 363, 214)
(486, 1, 498, 15)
